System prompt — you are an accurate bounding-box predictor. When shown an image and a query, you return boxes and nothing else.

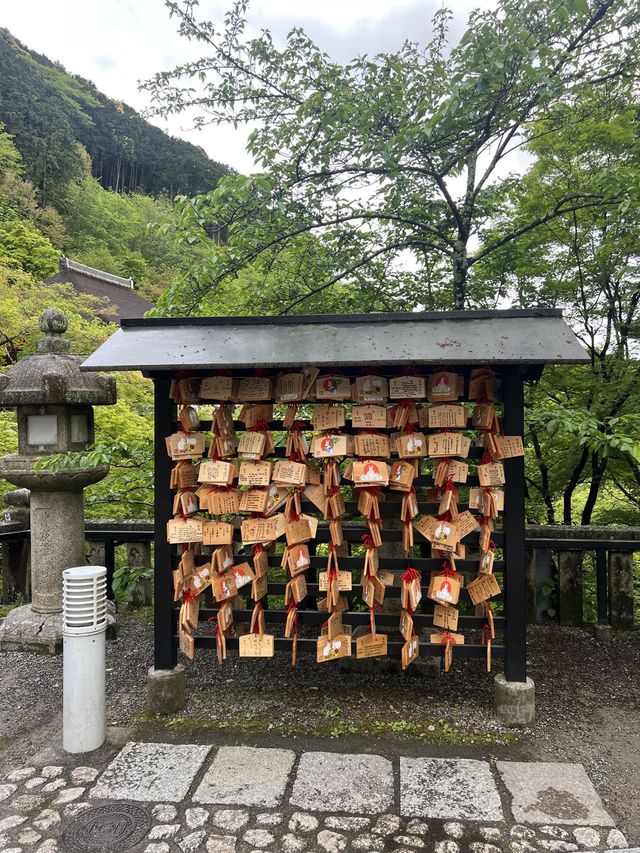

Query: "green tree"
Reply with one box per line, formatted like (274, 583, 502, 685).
(0, 220, 58, 279)
(0, 124, 70, 248)
(144, 0, 640, 314)
(0, 123, 21, 176)
(472, 98, 640, 524)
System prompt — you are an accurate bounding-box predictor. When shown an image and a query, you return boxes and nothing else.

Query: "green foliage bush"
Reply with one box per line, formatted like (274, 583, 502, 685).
(0, 220, 58, 278)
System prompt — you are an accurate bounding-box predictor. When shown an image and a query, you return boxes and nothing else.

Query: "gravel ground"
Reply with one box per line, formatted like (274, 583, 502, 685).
(0, 614, 638, 844)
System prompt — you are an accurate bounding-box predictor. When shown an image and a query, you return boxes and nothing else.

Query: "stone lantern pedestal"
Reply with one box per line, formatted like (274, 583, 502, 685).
(0, 309, 116, 652)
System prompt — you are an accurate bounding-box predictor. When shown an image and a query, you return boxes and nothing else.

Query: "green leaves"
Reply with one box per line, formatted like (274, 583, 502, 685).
(0, 220, 58, 279)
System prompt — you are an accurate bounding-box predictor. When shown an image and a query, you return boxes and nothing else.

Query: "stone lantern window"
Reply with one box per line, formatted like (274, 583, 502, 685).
(27, 412, 59, 447)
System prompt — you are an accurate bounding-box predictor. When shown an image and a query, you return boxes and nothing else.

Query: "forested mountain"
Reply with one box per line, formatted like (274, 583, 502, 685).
(0, 28, 230, 206)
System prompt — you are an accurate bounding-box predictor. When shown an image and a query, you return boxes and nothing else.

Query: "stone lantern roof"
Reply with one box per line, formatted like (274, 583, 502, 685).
(0, 308, 116, 407)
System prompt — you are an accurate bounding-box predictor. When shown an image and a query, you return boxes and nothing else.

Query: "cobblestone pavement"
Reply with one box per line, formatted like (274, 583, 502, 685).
(0, 738, 635, 853)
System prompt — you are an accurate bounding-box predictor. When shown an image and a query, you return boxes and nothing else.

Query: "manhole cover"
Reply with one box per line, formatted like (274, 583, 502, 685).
(62, 803, 151, 851)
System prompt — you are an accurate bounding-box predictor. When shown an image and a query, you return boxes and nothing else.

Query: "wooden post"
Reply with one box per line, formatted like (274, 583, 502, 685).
(153, 377, 176, 670)
(502, 369, 527, 682)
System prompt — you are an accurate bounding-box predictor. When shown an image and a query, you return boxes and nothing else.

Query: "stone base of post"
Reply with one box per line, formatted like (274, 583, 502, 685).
(592, 623, 613, 641)
(0, 604, 63, 653)
(494, 673, 535, 726)
(147, 665, 186, 715)
(0, 600, 117, 653)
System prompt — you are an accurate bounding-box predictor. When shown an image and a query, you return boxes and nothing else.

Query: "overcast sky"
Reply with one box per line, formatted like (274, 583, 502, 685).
(2, 0, 497, 174)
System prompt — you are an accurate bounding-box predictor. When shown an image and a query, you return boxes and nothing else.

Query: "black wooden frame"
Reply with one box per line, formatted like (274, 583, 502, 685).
(151, 365, 527, 682)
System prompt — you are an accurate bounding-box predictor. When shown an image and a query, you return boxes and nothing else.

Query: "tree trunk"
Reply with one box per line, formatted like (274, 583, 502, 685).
(563, 445, 589, 524)
(581, 452, 608, 525)
(530, 425, 555, 523)
(452, 241, 467, 309)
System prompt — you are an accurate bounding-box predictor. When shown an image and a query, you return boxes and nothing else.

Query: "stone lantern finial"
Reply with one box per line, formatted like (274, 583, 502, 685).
(39, 307, 68, 334)
(37, 308, 71, 355)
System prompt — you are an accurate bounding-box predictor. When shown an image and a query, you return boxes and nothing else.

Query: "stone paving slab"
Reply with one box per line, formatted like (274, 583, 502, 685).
(193, 746, 295, 807)
(400, 757, 504, 821)
(290, 751, 394, 815)
(90, 742, 211, 803)
(497, 761, 615, 827)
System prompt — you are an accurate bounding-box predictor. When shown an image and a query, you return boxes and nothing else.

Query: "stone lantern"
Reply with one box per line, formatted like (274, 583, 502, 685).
(0, 308, 116, 652)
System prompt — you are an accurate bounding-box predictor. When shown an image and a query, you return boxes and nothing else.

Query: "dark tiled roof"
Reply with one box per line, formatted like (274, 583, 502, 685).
(45, 259, 154, 321)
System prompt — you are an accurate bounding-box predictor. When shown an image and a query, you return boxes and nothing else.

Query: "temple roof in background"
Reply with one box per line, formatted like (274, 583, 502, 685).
(45, 256, 154, 322)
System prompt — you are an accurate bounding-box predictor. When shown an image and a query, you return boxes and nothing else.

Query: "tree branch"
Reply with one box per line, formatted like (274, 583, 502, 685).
(278, 241, 419, 314)
(470, 196, 618, 265)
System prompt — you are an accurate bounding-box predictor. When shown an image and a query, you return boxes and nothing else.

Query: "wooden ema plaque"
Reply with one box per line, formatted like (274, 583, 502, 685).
(272, 459, 307, 485)
(238, 460, 272, 486)
(467, 573, 501, 605)
(167, 431, 206, 460)
(316, 375, 351, 400)
(239, 633, 275, 657)
(318, 571, 353, 592)
(426, 371, 460, 402)
(239, 488, 269, 514)
(428, 573, 461, 606)
(478, 462, 506, 487)
(433, 604, 459, 631)
(312, 434, 349, 458)
(198, 460, 235, 485)
(237, 430, 266, 458)
(167, 517, 204, 544)
(494, 435, 525, 459)
(276, 372, 305, 402)
(356, 633, 388, 659)
(423, 404, 467, 429)
(352, 405, 387, 429)
(401, 635, 420, 670)
(389, 376, 426, 399)
(355, 375, 388, 403)
(317, 634, 351, 663)
(238, 377, 272, 401)
(200, 376, 234, 400)
(207, 489, 240, 516)
(397, 432, 427, 458)
(179, 628, 195, 660)
(313, 405, 346, 430)
(241, 517, 277, 544)
(203, 520, 234, 545)
(352, 460, 389, 486)
(354, 433, 390, 458)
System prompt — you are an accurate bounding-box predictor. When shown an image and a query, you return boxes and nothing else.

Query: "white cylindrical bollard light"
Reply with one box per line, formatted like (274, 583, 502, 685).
(62, 565, 107, 753)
